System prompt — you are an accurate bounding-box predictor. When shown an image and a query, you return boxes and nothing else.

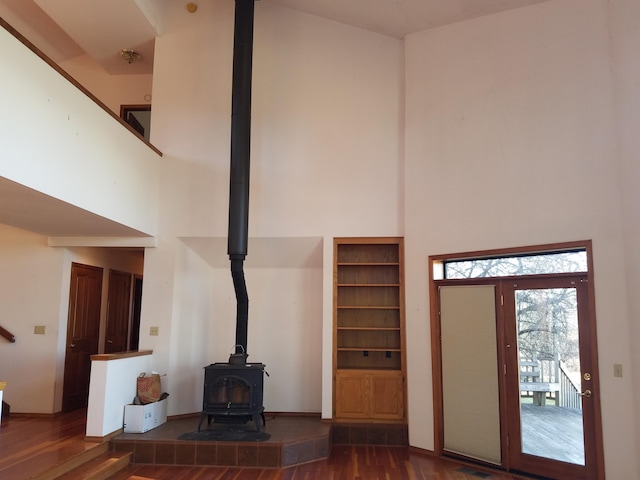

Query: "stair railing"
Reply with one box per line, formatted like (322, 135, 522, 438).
(0, 325, 16, 343)
(558, 360, 581, 409)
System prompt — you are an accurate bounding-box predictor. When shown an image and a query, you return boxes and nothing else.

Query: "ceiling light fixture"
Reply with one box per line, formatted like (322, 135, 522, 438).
(119, 49, 142, 64)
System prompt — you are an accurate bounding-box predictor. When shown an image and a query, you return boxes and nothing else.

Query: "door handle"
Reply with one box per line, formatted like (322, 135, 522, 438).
(69, 343, 76, 348)
(107, 339, 113, 344)
(581, 390, 592, 397)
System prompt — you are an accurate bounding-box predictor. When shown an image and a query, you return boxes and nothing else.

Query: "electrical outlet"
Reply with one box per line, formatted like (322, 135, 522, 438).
(150, 326, 159, 336)
(34, 325, 46, 335)
(613, 363, 623, 378)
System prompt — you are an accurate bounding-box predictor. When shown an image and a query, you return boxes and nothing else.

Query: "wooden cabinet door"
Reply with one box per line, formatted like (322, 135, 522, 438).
(335, 372, 369, 419)
(370, 371, 404, 420)
(336, 370, 404, 421)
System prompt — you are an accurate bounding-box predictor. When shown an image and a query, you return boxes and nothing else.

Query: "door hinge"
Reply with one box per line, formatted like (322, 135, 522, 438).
(500, 294, 504, 306)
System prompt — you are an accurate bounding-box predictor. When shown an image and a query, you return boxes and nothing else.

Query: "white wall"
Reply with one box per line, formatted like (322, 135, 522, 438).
(0, 223, 144, 413)
(404, 0, 638, 477)
(140, 0, 404, 417)
(607, 0, 640, 451)
(149, 1, 404, 237)
(0, 224, 65, 413)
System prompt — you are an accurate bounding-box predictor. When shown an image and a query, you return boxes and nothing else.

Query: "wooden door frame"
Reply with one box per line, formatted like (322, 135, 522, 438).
(429, 240, 605, 479)
(129, 274, 143, 351)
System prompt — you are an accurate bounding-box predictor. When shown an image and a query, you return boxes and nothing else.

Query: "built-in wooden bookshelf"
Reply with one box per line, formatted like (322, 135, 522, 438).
(333, 237, 406, 421)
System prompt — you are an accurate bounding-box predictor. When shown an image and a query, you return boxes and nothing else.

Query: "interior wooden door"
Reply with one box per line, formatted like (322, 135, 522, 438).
(104, 269, 132, 353)
(62, 263, 102, 412)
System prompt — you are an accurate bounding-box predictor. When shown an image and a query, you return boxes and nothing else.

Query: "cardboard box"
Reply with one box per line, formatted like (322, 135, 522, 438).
(123, 398, 167, 433)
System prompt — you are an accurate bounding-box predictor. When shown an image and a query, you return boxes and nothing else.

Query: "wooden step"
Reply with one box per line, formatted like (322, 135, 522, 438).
(56, 451, 132, 480)
(31, 442, 109, 480)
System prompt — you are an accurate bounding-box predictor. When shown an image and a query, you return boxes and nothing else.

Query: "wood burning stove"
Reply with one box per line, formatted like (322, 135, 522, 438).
(198, 0, 267, 433)
(198, 362, 266, 432)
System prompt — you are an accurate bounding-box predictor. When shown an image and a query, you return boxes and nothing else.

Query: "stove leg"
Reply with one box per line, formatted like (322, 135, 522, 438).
(253, 410, 266, 432)
(197, 413, 206, 432)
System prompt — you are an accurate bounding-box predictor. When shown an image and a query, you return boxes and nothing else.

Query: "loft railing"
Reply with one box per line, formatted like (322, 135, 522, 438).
(0, 17, 161, 156)
(0, 325, 16, 343)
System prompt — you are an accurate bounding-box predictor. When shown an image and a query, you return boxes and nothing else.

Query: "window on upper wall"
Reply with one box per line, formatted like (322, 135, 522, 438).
(433, 249, 587, 280)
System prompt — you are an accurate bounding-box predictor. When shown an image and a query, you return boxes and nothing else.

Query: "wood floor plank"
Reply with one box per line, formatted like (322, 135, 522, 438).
(0, 409, 101, 480)
(1, 410, 537, 480)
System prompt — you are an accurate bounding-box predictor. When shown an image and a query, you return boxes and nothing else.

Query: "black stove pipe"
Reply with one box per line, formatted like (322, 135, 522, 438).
(228, 0, 255, 356)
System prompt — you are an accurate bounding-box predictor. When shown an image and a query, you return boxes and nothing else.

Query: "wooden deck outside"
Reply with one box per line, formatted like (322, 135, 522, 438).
(520, 403, 584, 465)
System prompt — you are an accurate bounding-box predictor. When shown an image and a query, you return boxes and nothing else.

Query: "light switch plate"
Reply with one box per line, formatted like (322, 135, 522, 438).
(34, 325, 46, 335)
(150, 326, 159, 336)
(613, 363, 623, 378)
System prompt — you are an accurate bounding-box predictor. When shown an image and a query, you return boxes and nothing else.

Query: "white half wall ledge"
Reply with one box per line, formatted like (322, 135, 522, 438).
(48, 236, 158, 248)
(181, 236, 324, 269)
(86, 350, 154, 438)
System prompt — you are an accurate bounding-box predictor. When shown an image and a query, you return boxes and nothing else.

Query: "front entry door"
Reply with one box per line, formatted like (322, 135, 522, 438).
(438, 275, 603, 479)
(503, 276, 601, 479)
(62, 263, 102, 412)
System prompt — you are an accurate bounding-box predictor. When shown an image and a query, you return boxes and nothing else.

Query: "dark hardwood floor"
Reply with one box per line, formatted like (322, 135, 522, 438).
(0, 409, 532, 480)
(111, 445, 528, 480)
(0, 408, 103, 480)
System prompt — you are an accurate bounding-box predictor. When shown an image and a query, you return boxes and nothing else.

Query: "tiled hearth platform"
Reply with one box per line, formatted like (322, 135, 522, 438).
(111, 415, 331, 468)
(110, 415, 409, 468)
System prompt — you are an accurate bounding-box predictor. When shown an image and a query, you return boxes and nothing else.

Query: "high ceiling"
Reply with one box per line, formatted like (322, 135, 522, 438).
(0, 0, 549, 239)
(0, 0, 549, 75)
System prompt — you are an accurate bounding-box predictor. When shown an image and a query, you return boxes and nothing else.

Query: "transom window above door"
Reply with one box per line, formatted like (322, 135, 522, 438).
(434, 248, 587, 280)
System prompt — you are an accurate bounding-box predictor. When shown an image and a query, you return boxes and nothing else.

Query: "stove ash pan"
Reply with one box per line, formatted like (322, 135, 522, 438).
(198, 362, 266, 432)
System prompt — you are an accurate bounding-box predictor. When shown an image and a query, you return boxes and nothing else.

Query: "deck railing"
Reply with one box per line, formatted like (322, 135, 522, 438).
(558, 360, 582, 409)
(0, 325, 15, 343)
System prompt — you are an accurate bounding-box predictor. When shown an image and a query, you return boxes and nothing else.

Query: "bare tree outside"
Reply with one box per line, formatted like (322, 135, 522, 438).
(444, 251, 586, 375)
(444, 251, 587, 279)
